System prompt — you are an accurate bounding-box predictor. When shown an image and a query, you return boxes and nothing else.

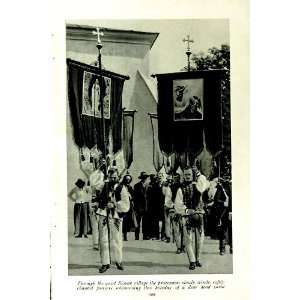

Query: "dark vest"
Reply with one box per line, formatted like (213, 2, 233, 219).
(181, 182, 203, 210)
(97, 182, 118, 210)
(171, 183, 181, 202)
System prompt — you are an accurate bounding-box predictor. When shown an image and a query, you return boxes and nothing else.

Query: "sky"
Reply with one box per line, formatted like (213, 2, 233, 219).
(70, 19, 229, 75)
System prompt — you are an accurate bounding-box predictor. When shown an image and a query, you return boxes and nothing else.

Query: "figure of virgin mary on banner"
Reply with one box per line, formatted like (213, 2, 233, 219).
(67, 58, 132, 175)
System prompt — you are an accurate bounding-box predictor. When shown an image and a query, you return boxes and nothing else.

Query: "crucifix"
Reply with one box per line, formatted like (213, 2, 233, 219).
(92, 27, 104, 45)
(183, 34, 194, 71)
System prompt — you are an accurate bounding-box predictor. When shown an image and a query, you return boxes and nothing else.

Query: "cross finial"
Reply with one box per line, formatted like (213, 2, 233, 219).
(183, 34, 194, 51)
(92, 27, 104, 45)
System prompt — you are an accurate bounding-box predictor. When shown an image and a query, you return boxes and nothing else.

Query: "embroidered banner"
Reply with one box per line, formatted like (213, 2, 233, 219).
(156, 70, 223, 157)
(67, 59, 128, 153)
(82, 71, 111, 119)
(173, 78, 204, 121)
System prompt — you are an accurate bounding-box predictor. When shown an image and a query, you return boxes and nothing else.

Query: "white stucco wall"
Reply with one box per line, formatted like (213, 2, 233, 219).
(66, 36, 157, 191)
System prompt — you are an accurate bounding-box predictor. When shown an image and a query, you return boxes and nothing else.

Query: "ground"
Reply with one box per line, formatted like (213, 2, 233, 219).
(68, 213, 233, 276)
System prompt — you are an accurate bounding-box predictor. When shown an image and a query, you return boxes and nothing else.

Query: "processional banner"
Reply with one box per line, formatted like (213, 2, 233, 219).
(82, 71, 111, 119)
(67, 59, 128, 153)
(156, 70, 223, 164)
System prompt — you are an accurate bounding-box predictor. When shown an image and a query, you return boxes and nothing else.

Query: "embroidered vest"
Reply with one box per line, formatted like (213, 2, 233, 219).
(182, 182, 203, 210)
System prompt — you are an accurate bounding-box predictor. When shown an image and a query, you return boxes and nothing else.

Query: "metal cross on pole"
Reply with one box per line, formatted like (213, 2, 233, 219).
(183, 34, 194, 72)
(93, 27, 104, 45)
(92, 27, 107, 161)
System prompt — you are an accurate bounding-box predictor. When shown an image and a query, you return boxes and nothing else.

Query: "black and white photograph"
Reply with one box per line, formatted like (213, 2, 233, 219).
(66, 19, 232, 276)
(173, 78, 204, 121)
(12, 0, 300, 300)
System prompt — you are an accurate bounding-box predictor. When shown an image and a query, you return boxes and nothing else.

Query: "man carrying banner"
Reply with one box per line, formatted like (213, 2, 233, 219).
(89, 160, 105, 250)
(95, 168, 130, 273)
(174, 167, 209, 270)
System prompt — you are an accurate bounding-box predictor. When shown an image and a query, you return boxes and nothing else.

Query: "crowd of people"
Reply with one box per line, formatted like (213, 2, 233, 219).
(69, 163, 232, 273)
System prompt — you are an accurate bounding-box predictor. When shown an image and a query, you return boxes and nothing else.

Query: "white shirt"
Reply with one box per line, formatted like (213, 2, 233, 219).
(69, 187, 91, 204)
(96, 184, 130, 219)
(164, 186, 174, 208)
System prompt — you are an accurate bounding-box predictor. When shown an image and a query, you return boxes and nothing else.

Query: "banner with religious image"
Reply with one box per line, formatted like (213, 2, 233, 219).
(173, 78, 204, 121)
(156, 70, 223, 156)
(82, 71, 111, 119)
(67, 59, 128, 153)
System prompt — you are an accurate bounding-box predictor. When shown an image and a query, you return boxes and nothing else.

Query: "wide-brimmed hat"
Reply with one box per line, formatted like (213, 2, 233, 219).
(75, 178, 85, 189)
(138, 171, 150, 179)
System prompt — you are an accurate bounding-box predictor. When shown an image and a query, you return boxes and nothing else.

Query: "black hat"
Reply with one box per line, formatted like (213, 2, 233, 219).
(138, 171, 150, 180)
(75, 179, 85, 189)
(122, 174, 133, 184)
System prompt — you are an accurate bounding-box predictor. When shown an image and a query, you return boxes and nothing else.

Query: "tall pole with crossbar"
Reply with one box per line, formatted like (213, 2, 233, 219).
(92, 28, 112, 265)
(92, 28, 107, 160)
(183, 34, 194, 72)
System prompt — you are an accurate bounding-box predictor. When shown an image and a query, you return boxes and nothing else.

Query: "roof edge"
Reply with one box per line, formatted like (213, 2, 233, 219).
(66, 24, 159, 49)
(137, 70, 158, 103)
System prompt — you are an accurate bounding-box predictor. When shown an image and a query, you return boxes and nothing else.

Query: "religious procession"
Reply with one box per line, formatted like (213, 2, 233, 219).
(69, 162, 232, 273)
(66, 20, 232, 275)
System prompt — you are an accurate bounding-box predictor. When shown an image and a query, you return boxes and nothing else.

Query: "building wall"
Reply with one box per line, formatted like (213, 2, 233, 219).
(66, 38, 156, 191)
(128, 71, 157, 182)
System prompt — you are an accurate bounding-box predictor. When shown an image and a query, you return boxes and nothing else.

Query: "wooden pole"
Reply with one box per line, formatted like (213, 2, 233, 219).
(96, 43, 107, 160)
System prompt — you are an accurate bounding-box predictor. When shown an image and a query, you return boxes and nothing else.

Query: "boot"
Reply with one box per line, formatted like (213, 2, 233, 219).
(116, 262, 124, 270)
(189, 262, 196, 270)
(99, 265, 110, 273)
(135, 231, 139, 240)
(219, 239, 226, 255)
(195, 261, 202, 267)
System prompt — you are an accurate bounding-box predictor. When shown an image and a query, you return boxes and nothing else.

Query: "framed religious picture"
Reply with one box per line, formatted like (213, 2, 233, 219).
(173, 78, 204, 121)
(82, 71, 111, 119)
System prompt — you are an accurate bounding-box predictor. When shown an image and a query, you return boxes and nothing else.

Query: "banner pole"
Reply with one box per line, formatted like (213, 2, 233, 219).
(97, 45, 106, 160)
(93, 28, 107, 163)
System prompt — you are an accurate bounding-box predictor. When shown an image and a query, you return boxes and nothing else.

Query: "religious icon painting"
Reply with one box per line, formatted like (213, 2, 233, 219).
(173, 78, 204, 121)
(82, 71, 111, 119)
